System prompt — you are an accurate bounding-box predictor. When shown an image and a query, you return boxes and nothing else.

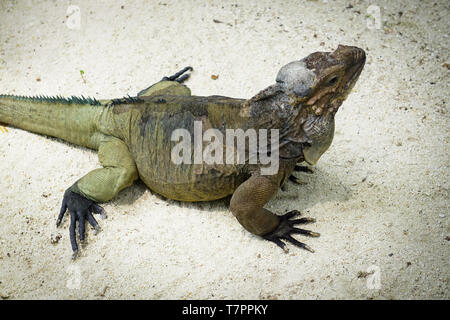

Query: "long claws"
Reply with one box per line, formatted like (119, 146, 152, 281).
(86, 212, 100, 234)
(56, 189, 106, 259)
(289, 165, 313, 185)
(69, 213, 78, 253)
(271, 238, 288, 253)
(284, 234, 315, 253)
(175, 74, 190, 83)
(162, 66, 193, 83)
(56, 198, 68, 227)
(284, 210, 299, 220)
(263, 210, 319, 253)
(78, 214, 86, 242)
(91, 203, 107, 219)
(289, 175, 306, 185)
(291, 227, 320, 237)
(292, 217, 316, 224)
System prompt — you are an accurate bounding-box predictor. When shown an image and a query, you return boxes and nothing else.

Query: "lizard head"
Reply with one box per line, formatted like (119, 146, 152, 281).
(275, 45, 366, 164)
(276, 44, 366, 107)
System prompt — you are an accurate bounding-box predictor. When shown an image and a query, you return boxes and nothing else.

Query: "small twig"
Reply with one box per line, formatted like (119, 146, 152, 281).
(79, 70, 87, 84)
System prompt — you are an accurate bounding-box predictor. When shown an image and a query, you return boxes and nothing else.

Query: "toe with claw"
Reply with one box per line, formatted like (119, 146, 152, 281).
(263, 210, 319, 253)
(162, 66, 193, 83)
(289, 175, 306, 185)
(294, 165, 313, 174)
(289, 165, 314, 185)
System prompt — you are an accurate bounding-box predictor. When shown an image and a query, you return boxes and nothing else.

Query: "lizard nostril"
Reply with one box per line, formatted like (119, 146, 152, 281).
(354, 48, 366, 63)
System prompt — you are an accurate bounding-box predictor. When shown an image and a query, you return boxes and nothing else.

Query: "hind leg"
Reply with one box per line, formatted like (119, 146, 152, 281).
(57, 135, 138, 259)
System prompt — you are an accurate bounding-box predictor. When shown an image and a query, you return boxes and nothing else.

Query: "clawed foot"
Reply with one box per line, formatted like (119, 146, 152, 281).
(289, 175, 306, 185)
(162, 66, 193, 83)
(56, 189, 106, 259)
(289, 165, 313, 185)
(263, 210, 319, 253)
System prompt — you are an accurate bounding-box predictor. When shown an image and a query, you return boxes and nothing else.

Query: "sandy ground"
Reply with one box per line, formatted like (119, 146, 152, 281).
(0, 0, 448, 300)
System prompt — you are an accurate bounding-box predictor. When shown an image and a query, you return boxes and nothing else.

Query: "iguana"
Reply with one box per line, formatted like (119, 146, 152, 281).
(0, 45, 365, 258)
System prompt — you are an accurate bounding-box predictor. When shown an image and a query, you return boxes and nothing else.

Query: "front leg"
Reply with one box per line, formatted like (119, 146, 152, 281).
(230, 174, 319, 252)
(230, 175, 280, 235)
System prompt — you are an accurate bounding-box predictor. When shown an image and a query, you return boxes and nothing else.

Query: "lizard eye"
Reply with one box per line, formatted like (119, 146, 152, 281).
(327, 76, 338, 85)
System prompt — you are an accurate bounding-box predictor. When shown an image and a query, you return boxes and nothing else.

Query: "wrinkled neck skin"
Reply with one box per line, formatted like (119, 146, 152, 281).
(245, 85, 337, 166)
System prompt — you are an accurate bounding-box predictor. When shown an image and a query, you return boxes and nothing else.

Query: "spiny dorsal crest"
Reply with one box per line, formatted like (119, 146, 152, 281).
(109, 95, 143, 106)
(0, 94, 101, 106)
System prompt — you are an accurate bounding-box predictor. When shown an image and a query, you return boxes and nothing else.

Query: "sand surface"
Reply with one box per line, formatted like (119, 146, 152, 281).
(0, 0, 448, 299)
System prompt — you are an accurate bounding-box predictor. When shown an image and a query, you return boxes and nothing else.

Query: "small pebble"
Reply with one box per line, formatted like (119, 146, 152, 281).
(50, 233, 62, 244)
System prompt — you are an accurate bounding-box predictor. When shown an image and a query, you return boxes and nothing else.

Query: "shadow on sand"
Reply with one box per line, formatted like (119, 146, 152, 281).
(111, 164, 353, 216)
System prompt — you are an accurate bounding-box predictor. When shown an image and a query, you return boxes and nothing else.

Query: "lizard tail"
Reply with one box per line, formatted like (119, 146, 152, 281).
(0, 94, 104, 148)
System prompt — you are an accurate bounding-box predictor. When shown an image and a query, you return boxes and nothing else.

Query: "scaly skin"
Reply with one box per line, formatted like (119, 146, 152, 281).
(0, 46, 365, 258)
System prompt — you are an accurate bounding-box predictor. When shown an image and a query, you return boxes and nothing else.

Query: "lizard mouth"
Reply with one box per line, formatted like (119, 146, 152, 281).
(344, 59, 365, 90)
(343, 48, 366, 88)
